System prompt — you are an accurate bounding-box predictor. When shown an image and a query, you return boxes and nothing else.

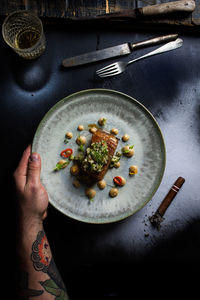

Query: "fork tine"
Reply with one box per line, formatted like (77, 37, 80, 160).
(97, 66, 118, 75)
(96, 63, 117, 74)
(98, 69, 121, 78)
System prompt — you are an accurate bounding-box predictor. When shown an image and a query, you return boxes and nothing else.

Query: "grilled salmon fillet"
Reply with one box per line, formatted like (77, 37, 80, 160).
(82, 130, 118, 182)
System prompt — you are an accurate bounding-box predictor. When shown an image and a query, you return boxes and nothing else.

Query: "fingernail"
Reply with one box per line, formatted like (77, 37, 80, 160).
(30, 153, 40, 162)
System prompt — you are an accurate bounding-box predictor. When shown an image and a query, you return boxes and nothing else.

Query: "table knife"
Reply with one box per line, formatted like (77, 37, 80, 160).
(62, 34, 178, 67)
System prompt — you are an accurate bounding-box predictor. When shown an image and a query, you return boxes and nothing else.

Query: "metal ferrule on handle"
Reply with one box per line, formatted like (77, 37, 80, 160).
(130, 34, 178, 50)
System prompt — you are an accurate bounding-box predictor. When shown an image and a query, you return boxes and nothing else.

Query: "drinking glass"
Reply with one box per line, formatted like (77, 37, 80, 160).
(2, 10, 46, 59)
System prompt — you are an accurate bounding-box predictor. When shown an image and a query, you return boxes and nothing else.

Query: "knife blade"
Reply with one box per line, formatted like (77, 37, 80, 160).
(62, 34, 178, 67)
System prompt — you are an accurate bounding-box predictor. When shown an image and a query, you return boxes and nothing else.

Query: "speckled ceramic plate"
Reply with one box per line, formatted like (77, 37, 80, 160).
(32, 89, 166, 223)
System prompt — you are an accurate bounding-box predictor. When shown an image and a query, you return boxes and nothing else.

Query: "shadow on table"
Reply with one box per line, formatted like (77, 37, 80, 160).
(45, 205, 200, 299)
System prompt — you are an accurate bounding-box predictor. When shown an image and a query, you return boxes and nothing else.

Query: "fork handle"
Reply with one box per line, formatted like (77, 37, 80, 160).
(127, 38, 183, 66)
(130, 34, 178, 50)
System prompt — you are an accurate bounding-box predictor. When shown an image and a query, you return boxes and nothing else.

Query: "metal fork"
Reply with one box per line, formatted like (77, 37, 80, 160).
(96, 38, 183, 78)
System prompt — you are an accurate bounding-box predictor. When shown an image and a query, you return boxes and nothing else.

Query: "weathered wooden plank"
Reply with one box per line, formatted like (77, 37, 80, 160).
(0, 0, 25, 12)
(192, 0, 200, 23)
(66, 0, 137, 17)
(0, 0, 199, 27)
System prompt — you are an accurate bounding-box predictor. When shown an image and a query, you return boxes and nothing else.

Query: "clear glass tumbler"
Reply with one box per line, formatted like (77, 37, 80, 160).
(2, 10, 46, 59)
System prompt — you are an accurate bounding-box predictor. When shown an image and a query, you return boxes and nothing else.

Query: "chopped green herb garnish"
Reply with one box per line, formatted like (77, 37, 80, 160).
(74, 152, 85, 162)
(101, 118, 107, 126)
(82, 141, 109, 172)
(53, 160, 70, 171)
(79, 144, 84, 152)
(69, 154, 74, 161)
(122, 145, 134, 154)
(122, 149, 130, 154)
(64, 138, 69, 144)
(110, 151, 122, 168)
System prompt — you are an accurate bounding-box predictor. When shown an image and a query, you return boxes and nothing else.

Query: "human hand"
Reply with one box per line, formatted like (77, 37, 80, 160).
(14, 145, 49, 225)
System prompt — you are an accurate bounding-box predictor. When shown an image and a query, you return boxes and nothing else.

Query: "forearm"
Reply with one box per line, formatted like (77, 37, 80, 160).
(16, 221, 69, 299)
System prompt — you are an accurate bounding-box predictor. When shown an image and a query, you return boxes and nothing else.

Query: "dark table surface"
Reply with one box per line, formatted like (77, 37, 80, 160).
(1, 20, 199, 299)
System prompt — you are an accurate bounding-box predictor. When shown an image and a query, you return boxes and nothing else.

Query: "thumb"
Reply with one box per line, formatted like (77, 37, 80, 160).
(27, 152, 41, 185)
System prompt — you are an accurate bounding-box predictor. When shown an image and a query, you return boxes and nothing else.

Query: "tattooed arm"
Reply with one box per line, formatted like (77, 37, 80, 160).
(14, 146, 69, 300)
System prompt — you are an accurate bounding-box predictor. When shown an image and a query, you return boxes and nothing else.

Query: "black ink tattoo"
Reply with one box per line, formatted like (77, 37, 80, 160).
(16, 269, 43, 300)
(30, 230, 69, 299)
(31, 230, 52, 273)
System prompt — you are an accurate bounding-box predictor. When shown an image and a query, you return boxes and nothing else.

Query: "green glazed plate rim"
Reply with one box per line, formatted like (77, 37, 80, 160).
(32, 88, 166, 224)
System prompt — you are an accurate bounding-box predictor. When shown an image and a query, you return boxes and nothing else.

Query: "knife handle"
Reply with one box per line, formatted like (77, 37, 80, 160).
(130, 34, 178, 50)
(142, 0, 196, 16)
